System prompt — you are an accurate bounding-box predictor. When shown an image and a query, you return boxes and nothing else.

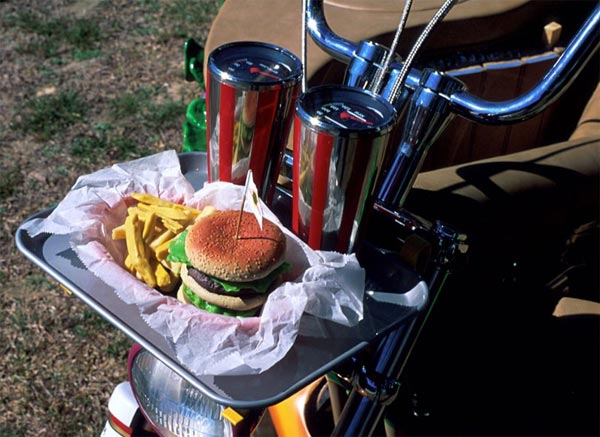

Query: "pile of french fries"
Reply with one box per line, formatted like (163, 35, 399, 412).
(112, 193, 202, 292)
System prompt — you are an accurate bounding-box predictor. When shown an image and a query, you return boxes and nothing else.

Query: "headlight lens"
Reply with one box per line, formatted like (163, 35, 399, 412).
(129, 348, 233, 437)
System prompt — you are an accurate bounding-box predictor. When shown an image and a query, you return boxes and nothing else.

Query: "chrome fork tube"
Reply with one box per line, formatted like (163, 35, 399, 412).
(377, 70, 466, 208)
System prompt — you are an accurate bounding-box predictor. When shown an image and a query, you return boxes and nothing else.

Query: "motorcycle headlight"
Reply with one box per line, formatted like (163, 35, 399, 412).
(128, 345, 233, 437)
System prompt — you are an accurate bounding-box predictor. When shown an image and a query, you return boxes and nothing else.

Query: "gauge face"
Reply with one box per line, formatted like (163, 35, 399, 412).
(209, 42, 302, 87)
(298, 86, 396, 134)
(226, 57, 292, 82)
(315, 101, 383, 130)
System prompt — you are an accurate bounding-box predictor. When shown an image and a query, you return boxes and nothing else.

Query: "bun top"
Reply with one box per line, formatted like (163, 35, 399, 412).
(186, 210, 286, 282)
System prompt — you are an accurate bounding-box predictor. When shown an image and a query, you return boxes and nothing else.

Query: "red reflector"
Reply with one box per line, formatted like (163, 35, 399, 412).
(109, 413, 133, 437)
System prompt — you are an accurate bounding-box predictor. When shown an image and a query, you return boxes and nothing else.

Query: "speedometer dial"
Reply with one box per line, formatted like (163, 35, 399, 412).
(208, 42, 302, 88)
(296, 85, 396, 135)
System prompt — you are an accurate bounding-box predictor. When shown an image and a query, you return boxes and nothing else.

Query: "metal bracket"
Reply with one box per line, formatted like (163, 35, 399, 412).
(432, 220, 468, 269)
(353, 365, 401, 406)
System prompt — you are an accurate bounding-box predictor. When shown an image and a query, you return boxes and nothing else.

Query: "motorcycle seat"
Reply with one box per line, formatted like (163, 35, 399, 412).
(571, 80, 600, 141)
(407, 127, 599, 315)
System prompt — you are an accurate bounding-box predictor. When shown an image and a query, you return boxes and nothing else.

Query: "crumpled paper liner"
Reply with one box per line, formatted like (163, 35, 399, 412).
(22, 150, 365, 375)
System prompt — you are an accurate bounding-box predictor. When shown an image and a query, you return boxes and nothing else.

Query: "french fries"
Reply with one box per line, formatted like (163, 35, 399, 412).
(112, 192, 202, 293)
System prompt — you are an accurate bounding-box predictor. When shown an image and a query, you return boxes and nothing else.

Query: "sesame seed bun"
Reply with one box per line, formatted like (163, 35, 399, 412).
(185, 209, 286, 282)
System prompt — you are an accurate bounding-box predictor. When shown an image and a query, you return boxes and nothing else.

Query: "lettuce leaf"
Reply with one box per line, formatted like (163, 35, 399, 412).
(211, 262, 292, 294)
(167, 230, 189, 264)
(182, 285, 257, 317)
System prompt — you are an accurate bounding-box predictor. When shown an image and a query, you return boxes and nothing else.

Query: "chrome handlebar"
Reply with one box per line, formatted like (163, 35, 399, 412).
(450, 5, 600, 124)
(306, 0, 600, 124)
(305, 0, 600, 208)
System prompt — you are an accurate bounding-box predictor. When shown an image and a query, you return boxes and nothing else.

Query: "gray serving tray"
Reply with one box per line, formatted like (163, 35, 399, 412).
(15, 152, 426, 408)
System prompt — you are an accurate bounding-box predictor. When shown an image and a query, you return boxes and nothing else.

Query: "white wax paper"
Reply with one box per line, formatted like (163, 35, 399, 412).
(22, 150, 365, 375)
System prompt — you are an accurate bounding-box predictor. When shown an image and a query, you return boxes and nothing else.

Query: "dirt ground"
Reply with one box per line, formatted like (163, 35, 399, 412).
(0, 0, 219, 434)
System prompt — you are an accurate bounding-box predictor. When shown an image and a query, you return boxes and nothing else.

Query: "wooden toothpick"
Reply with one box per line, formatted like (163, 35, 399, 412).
(235, 171, 251, 240)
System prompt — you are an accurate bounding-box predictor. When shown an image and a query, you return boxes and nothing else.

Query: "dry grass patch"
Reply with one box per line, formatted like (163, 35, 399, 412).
(0, 0, 220, 434)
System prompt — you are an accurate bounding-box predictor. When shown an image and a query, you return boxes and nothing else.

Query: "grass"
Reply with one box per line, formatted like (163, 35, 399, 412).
(25, 273, 54, 291)
(143, 100, 187, 126)
(71, 123, 143, 161)
(70, 90, 187, 162)
(71, 131, 142, 161)
(109, 87, 153, 119)
(160, 0, 222, 39)
(17, 85, 185, 160)
(2, 292, 132, 435)
(17, 90, 87, 140)
(0, 166, 23, 201)
(0, 0, 220, 434)
(11, 10, 103, 57)
(110, 87, 187, 127)
(73, 48, 103, 61)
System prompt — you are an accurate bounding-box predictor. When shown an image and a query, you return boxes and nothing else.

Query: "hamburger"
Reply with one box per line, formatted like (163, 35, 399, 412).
(168, 208, 290, 317)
